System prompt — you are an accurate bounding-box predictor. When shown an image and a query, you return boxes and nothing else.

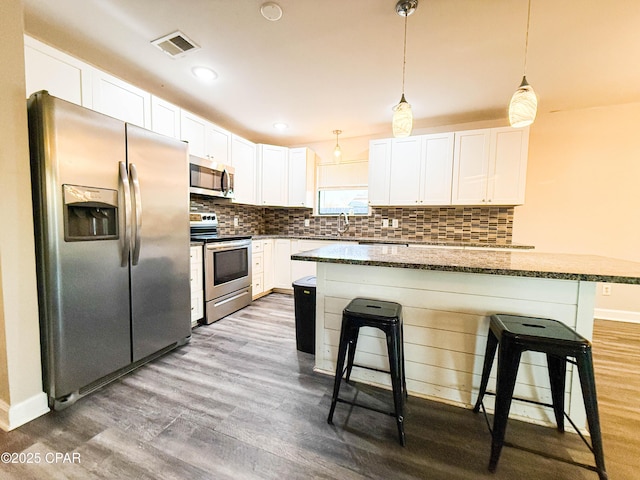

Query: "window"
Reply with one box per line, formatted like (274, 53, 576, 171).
(317, 188, 368, 215)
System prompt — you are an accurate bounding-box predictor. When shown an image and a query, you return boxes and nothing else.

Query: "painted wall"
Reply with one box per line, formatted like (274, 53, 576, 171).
(513, 104, 640, 315)
(0, 0, 48, 430)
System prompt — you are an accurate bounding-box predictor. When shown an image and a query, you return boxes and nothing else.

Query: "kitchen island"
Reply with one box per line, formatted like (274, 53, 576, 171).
(291, 244, 640, 431)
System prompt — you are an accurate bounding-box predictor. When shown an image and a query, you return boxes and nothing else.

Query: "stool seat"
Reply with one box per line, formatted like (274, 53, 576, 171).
(327, 297, 406, 446)
(474, 314, 607, 480)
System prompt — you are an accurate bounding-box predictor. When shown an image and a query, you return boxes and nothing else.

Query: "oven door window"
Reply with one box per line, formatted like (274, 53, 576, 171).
(213, 248, 248, 284)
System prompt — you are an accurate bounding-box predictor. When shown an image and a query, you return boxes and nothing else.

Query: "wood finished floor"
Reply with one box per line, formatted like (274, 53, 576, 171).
(1, 293, 637, 479)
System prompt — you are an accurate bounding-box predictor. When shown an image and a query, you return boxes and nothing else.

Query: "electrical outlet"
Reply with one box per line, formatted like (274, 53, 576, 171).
(304, 219, 310, 227)
(382, 219, 389, 228)
(233, 216, 239, 227)
(602, 284, 612, 296)
(392, 219, 399, 228)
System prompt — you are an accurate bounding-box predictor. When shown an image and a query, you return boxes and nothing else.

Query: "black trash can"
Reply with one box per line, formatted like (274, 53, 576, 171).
(292, 275, 316, 354)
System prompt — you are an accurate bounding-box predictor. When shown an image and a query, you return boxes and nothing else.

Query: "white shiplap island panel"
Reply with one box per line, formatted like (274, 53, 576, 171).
(295, 245, 640, 432)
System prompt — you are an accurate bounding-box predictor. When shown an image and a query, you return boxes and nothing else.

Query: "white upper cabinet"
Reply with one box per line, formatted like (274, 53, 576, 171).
(24, 36, 93, 107)
(421, 133, 455, 205)
(206, 124, 231, 165)
(368, 139, 392, 206)
(388, 136, 423, 205)
(372, 133, 454, 206)
(288, 147, 315, 208)
(151, 96, 181, 139)
(452, 127, 529, 205)
(452, 129, 491, 204)
(230, 134, 257, 205)
(257, 144, 288, 206)
(487, 127, 529, 205)
(180, 110, 231, 164)
(91, 70, 151, 128)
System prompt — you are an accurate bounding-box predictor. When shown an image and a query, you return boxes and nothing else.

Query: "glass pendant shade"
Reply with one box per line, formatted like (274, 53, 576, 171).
(509, 76, 537, 127)
(392, 94, 413, 138)
(333, 144, 341, 158)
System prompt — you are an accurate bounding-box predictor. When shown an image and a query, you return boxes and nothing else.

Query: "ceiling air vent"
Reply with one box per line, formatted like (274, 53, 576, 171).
(151, 31, 200, 58)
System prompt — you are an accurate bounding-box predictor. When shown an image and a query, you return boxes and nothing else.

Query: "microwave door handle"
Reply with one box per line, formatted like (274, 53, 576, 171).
(223, 169, 231, 196)
(119, 161, 132, 267)
(129, 163, 143, 266)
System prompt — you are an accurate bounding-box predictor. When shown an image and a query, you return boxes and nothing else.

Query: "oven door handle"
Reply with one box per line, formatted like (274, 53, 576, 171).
(206, 240, 251, 252)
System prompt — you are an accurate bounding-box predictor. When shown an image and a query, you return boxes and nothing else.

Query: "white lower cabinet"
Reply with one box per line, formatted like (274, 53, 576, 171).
(190, 245, 204, 326)
(252, 239, 274, 299)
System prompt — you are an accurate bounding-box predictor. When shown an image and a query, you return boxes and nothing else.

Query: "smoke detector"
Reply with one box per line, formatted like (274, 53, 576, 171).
(151, 31, 200, 58)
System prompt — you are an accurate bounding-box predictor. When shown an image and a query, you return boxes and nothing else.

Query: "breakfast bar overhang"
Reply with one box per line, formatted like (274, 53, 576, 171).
(291, 244, 640, 431)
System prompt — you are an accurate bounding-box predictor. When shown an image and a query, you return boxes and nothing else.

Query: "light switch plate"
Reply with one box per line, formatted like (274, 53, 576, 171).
(382, 219, 389, 228)
(233, 217, 239, 227)
(392, 219, 399, 228)
(304, 219, 310, 227)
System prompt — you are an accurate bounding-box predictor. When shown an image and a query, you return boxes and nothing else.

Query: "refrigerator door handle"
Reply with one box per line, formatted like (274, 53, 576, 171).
(130, 163, 143, 266)
(119, 161, 132, 267)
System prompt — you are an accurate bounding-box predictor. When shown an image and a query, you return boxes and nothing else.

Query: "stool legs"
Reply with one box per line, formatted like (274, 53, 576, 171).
(473, 328, 499, 413)
(546, 353, 567, 432)
(386, 325, 406, 446)
(327, 317, 351, 425)
(576, 350, 608, 480)
(489, 341, 522, 472)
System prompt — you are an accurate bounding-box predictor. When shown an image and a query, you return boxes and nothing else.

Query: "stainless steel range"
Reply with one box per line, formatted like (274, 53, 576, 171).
(190, 213, 252, 324)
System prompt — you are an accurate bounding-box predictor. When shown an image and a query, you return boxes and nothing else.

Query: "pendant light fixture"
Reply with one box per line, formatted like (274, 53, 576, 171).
(392, 0, 418, 138)
(332, 130, 342, 161)
(509, 0, 537, 128)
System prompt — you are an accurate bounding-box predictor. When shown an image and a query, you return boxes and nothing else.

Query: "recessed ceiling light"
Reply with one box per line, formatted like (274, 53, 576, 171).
(260, 2, 283, 21)
(273, 122, 289, 130)
(191, 66, 218, 81)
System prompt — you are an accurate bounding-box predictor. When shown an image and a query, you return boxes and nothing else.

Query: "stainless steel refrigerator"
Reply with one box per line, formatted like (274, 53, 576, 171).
(28, 91, 191, 410)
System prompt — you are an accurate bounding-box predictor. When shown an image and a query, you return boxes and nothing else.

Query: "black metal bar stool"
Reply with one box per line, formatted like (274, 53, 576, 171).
(327, 297, 407, 446)
(473, 314, 607, 480)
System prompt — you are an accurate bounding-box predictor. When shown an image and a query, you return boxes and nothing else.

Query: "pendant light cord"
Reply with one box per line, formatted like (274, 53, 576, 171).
(523, 0, 532, 75)
(401, 12, 408, 95)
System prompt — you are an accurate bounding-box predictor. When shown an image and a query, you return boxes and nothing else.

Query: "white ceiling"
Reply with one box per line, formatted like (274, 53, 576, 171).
(22, 0, 640, 145)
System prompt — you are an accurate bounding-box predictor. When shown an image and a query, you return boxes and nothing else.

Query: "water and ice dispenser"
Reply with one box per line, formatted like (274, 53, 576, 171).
(63, 184, 118, 241)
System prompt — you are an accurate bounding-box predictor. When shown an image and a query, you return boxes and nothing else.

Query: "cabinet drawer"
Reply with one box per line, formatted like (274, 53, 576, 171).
(252, 273, 264, 296)
(190, 245, 203, 264)
(253, 251, 264, 274)
(252, 241, 263, 253)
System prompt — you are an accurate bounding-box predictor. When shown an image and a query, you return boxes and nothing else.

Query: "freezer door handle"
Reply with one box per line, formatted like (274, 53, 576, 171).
(130, 163, 142, 266)
(119, 161, 132, 267)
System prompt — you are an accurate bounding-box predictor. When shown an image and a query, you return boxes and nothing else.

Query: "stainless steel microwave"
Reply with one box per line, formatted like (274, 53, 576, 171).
(189, 156, 234, 199)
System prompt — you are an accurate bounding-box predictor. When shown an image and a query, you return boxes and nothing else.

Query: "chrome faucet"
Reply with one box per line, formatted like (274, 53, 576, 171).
(337, 211, 350, 236)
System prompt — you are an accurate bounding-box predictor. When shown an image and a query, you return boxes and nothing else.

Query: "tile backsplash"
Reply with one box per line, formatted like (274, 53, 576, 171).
(191, 195, 515, 244)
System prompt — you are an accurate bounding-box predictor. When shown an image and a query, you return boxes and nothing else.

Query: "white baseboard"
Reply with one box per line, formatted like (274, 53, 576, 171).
(0, 392, 49, 431)
(594, 308, 640, 324)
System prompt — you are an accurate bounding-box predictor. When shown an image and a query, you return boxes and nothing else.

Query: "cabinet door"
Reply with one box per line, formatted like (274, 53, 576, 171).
(274, 239, 292, 288)
(288, 147, 314, 207)
(451, 129, 491, 205)
(151, 96, 181, 139)
(24, 37, 92, 107)
(180, 110, 208, 158)
(421, 133, 454, 205)
(206, 123, 231, 164)
(92, 70, 151, 128)
(487, 127, 529, 205)
(231, 135, 257, 205)
(368, 139, 392, 206)
(258, 144, 288, 206)
(388, 136, 423, 205)
(263, 240, 274, 291)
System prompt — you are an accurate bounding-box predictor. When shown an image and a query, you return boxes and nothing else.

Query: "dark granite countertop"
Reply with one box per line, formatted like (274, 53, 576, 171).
(290, 244, 640, 284)
(250, 235, 534, 249)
